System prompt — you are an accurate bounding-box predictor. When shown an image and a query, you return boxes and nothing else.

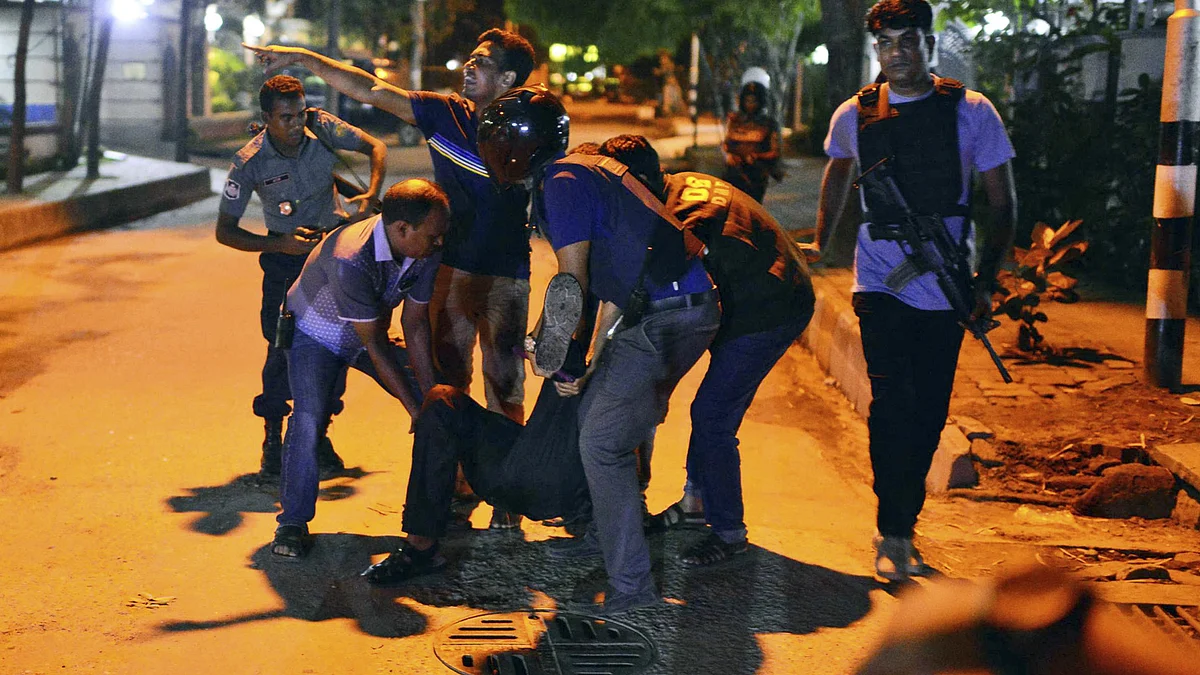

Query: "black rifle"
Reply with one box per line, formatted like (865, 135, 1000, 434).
(855, 157, 1012, 384)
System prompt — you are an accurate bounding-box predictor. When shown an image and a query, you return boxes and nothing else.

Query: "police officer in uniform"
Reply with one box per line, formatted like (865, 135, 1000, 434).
(216, 74, 387, 476)
(811, 0, 1016, 581)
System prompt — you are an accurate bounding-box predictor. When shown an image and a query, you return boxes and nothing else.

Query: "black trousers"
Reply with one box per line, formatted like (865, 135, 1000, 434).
(402, 390, 523, 538)
(853, 292, 964, 538)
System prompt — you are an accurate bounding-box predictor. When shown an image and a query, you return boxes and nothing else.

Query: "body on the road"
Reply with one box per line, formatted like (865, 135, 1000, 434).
(270, 179, 448, 558)
(597, 135, 816, 566)
(478, 87, 720, 615)
(215, 75, 386, 476)
(813, 0, 1016, 581)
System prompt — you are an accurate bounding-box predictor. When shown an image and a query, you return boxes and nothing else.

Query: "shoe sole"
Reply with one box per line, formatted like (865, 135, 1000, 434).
(534, 273, 583, 376)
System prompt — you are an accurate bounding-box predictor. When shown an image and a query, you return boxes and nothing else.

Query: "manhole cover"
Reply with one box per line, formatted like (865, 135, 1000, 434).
(433, 608, 657, 675)
(1116, 604, 1200, 643)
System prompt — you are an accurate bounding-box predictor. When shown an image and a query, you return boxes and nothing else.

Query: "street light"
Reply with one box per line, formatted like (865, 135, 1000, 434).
(111, 0, 151, 22)
(243, 14, 266, 39)
(548, 43, 568, 63)
(204, 4, 223, 33)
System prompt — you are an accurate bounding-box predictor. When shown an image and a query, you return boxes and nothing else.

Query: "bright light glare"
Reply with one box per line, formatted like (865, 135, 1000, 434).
(243, 14, 266, 38)
(983, 11, 1010, 35)
(111, 0, 148, 22)
(446, 59, 460, 71)
(583, 45, 599, 63)
(548, 43, 568, 63)
(204, 4, 223, 32)
(1026, 18, 1050, 35)
(566, 72, 577, 82)
(810, 44, 829, 65)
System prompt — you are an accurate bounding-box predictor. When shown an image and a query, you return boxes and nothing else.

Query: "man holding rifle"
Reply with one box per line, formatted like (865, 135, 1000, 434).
(810, 0, 1016, 581)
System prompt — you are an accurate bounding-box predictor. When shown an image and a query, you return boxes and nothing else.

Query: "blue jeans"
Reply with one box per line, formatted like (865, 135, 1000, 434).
(278, 329, 420, 527)
(578, 302, 720, 596)
(254, 251, 346, 420)
(685, 317, 810, 542)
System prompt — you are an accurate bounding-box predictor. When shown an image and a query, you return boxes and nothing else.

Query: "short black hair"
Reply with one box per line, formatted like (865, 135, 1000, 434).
(599, 134, 664, 196)
(260, 75, 305, 113)
(865, 0, 934, 35)
(477, 28, 536, 86)
(381, 179, 450, 228)
(569, 142, 601, 155)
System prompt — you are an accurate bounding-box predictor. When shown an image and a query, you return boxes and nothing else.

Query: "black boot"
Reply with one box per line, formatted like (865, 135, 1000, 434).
(316, 417, 344, 478)
(260, 418, 284, 476)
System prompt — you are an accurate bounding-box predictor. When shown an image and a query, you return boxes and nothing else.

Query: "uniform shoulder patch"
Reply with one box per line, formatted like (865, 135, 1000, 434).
(223, 179, 241, 200)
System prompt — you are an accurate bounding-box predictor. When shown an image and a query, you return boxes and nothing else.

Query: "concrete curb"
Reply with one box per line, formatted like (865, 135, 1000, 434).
(800, 270, 872, 417)
(0, 157, 212, 252)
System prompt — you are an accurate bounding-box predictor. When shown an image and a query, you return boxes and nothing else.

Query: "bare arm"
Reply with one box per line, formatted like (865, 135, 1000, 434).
(215, 211, 317, 255)
(807, 156, 856, 262)
(399, 300, 437, 394)
(972, 160, 1017, 320)
(344, 133, 388, 214)
(553, 300, 620, 397)
(976, 161, 1016, 285)
(755, 127, 782, 164)
(245, 44, 416, 125)
(352, 317, 422, 421)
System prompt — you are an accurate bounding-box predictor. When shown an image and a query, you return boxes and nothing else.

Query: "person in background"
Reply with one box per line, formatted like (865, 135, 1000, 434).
(722, 80, 782, 203)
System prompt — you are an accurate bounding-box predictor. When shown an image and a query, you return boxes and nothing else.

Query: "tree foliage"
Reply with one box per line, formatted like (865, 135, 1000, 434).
(506, 0, 820, 123)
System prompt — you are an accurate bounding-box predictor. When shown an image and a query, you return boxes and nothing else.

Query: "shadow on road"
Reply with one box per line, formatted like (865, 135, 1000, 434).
(166, 469, 369, 536)
(160, 533, 428, 637)
(158, 527, 879, 672)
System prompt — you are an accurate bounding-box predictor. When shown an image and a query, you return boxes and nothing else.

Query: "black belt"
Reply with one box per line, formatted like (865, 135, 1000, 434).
(644, 288, 719, 315)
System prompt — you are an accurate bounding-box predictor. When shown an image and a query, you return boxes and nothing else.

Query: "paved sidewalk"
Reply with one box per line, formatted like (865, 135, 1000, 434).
(0, 154, 211, 251)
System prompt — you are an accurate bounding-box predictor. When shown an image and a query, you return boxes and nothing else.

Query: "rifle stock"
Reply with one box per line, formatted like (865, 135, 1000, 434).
(855, 158, 1013, 384)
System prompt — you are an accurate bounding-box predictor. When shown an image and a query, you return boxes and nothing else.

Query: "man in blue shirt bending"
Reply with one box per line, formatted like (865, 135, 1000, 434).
(478, 86, 721, 615)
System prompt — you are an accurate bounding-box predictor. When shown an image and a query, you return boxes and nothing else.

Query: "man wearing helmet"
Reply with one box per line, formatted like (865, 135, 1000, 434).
(478, 86, 721, 615)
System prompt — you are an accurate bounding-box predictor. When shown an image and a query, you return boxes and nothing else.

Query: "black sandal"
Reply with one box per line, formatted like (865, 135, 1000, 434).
(644, 502, 706, 533)
(360, 541, 447, 586)
(271, 524, 310, 559)
(680, 533, 748, 567)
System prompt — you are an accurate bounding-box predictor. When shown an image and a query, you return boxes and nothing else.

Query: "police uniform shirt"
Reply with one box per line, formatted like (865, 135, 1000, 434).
(824, 86, 1014, 311)
(219, 109, 370, 234)
(287, 215, 441, 360)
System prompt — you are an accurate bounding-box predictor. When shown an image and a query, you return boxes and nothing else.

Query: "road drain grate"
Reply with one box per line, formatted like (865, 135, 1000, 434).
(433, 609, 657, 675)
(1116, 604, 1200, 643)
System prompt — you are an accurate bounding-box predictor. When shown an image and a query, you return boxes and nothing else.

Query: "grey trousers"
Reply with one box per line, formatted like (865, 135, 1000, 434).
(578, 301, 721, 595)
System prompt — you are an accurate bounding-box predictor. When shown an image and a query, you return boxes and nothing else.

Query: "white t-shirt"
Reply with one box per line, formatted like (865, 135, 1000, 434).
(824, 85, 1015, 310)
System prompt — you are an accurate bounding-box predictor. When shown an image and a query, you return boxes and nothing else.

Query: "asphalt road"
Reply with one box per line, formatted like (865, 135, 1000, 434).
(0, 124, 895, 674)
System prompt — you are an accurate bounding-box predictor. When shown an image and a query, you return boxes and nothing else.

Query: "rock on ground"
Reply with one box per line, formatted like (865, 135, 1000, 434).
(1073, 464, 1177, 519)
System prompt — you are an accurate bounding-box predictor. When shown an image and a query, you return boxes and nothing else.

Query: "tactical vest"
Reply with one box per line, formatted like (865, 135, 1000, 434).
(856, 76, 970, 224)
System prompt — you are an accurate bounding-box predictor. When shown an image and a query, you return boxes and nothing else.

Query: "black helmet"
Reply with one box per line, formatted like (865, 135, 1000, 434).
(477, 85, 570, 185)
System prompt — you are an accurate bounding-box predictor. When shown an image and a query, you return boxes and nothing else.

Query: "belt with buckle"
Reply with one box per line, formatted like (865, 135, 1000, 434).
(644, 288, 719, 315)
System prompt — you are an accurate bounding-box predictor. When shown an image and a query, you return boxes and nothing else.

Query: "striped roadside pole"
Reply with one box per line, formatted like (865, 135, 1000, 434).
(1147, 0, 1200, 391)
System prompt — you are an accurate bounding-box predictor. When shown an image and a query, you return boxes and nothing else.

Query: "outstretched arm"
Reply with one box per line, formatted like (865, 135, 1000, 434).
(245, 44, 416, 125)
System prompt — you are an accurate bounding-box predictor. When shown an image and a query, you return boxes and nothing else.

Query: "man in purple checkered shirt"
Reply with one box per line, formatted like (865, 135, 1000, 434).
(269, 179, 449, 559)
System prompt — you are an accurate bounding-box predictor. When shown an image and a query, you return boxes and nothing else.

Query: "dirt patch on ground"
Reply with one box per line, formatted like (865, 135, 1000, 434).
(951, 351, 1197, 503)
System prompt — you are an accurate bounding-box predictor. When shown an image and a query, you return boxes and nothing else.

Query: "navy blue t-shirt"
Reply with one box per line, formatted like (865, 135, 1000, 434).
(409, 91, 531, 279)
(537, 156, 711, 309)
